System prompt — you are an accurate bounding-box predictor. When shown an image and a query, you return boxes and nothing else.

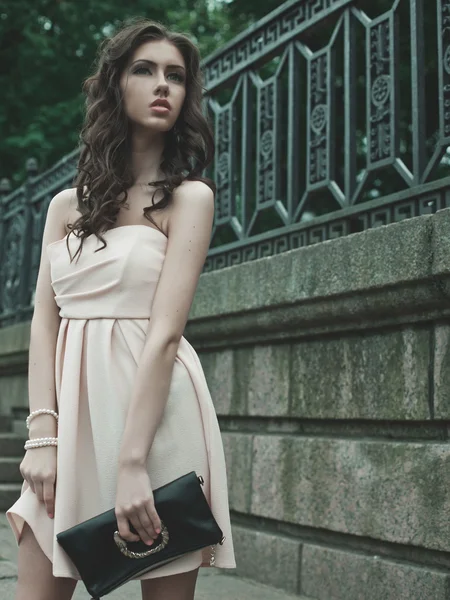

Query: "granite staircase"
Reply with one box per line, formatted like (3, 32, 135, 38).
(0, 409, 27, 510)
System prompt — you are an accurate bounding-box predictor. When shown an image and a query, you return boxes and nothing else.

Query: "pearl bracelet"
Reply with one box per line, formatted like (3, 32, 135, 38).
(24, 437, 58, 450)
(26, 409, 59, 429)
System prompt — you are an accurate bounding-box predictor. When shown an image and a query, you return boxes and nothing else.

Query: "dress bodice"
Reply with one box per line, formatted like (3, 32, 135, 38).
(46, 225, 168, 319)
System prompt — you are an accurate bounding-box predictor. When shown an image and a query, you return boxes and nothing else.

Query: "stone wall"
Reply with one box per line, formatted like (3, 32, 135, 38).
(186, 207, 450, 599)
(1, 208, 450, 599)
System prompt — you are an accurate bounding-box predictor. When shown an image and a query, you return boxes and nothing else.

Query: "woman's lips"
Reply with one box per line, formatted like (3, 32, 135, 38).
(150, 105, 170, 114)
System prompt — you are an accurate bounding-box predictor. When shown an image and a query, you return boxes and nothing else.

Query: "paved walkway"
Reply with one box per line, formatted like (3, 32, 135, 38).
(0, 514, 308, 599)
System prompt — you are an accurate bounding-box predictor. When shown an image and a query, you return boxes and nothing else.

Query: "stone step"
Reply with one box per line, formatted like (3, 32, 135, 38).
(0, 434, 25, 458)
(11, 420, 27, 439)
(0, 459, 22, 484)
(0, 484, 22, 511)
(10, 408, 27, 439)
(0, 415, 12, 434)
(11, 407, 27, 419)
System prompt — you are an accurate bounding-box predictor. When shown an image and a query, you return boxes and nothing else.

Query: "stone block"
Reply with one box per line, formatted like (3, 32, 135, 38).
(0, 375, 29, 416)
(301, 544, 450, 600)
(234, 345, 290, 417)
(433, 324, 450, 418)
(0, 322, 30, 356)
(198, 349, 234, 415)
(250, 436, 450, 552)
(431, 207, 450, 276)
(0, 559, 17, 579)
(291, 328, 430, 420)
(191, 215, 432, 319)
(0, 459, 22, 484)
(0, 434, 25, 458)
(222, 433, 253, 512)
(0, 484, 22, 511)
(231, 525, 301, 594)
(199, 345, 291, 417)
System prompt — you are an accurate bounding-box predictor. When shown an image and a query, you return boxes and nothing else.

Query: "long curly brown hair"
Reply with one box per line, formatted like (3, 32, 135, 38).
(66, 16, 215, 262)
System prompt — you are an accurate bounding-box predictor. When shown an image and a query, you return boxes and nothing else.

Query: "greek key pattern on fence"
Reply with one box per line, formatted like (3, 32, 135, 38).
(1, 0, 450, 326)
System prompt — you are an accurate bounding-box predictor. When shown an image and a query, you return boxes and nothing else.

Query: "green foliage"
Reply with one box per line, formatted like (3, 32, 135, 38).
(0, 0, 234, 185)
(3, 0, 445, 198)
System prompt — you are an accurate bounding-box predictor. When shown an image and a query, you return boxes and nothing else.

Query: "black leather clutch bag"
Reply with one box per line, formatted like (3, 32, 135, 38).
(56, 471, 225, 599)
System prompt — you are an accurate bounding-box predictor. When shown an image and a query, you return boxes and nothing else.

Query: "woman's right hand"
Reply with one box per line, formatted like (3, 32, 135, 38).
(19, 446, 57, 519)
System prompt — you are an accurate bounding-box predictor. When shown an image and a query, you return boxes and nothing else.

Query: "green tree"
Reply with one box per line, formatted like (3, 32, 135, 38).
(0, 0, 232, 185)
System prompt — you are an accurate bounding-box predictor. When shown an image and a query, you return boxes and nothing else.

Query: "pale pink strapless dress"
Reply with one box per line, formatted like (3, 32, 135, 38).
(6, 225, 236, 579)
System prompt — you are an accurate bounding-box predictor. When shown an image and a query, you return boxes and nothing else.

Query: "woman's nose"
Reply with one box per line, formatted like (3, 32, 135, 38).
(154, 72, 169, 94)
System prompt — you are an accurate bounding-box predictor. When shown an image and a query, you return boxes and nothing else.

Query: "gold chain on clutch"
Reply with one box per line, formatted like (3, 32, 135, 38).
(210, 535, 226, 566)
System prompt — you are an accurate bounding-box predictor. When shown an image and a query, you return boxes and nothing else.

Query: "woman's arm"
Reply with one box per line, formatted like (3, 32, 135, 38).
(27, 190, 72, 439)
(19, 190, 72, 520)
(115, 180, 214, 546)
(118, 179, 214, 466)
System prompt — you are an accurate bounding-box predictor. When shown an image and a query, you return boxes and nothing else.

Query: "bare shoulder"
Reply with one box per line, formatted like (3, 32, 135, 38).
(165, 179, 214, 243)
(50, 187, 76, 208)
(39, 188, 77, 247)
(172, 179, 215, 206)
(49, 187, 77, 220)
(49, 187, 81, 233)
(168, 179, 214, 230)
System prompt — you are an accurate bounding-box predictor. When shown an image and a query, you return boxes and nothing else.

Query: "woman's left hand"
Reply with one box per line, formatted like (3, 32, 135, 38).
(115, 462, 162, 546)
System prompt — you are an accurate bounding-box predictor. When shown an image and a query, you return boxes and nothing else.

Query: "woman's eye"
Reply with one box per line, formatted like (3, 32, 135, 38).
(168, 72, 184, 83)
(134, 67, 184, 83)
(134, 67, 151, 75)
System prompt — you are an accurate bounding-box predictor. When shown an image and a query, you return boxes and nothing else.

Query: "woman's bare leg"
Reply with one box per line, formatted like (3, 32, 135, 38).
(15, 522, 77, 600)
(140, 568, 199, 600)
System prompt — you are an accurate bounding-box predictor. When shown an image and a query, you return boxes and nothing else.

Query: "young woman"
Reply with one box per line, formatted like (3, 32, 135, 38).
(6, 17, 236, 600)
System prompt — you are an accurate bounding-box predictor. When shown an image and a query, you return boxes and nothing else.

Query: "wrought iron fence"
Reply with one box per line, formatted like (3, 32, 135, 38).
(1, 0, 449, 327)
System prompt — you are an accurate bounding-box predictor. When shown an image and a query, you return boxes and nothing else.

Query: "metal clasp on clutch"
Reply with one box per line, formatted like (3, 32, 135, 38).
(113, 521, 169, 559)
(210, 536, 226, 566)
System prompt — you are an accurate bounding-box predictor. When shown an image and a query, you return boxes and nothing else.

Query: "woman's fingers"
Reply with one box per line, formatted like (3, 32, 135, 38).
(34, 481, 44, 504)
(115, 504, 162, 545)
(25, 477, 36, 494)
(146, 501, 162, 535)
(43, 479, 55, 518)
(126, 510, 155, 546)
(135, 507, 157, 544)
(115, 512, 140, 543)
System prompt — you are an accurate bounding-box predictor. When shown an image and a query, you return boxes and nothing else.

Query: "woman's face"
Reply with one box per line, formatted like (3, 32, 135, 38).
(119, 39, 187, 135)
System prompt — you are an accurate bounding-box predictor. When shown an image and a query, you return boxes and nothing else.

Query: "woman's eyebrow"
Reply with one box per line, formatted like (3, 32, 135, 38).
(130, 59, 185, 71)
